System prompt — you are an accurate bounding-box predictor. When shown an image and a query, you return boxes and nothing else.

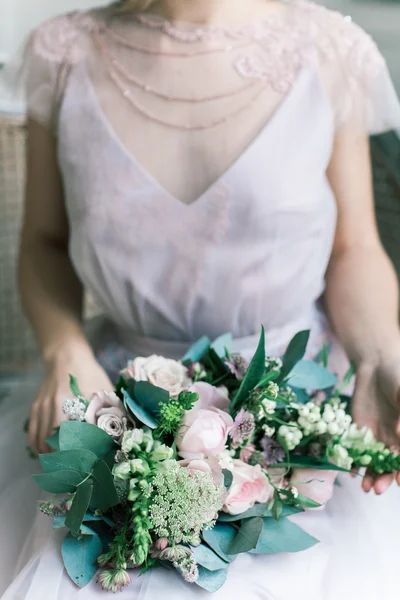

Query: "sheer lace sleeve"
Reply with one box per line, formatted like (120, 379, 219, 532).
(324, 12, 400, 134)
(23, 14, 86, 131)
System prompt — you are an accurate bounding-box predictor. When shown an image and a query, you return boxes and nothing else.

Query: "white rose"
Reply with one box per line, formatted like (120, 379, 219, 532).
(122, 355, 192, 397)
(97, 412, 127, 441)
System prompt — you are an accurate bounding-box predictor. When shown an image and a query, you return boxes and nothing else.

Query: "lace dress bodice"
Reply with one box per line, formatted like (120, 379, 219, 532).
(12, 0, 400, 356)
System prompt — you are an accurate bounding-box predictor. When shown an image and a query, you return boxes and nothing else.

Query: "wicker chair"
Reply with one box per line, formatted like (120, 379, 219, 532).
(0, 117, 400, 373)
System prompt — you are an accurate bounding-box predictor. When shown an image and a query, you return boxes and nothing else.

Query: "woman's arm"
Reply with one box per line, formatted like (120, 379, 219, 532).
(20, 119, 112, 454)
(20, 119, 90, 363)
(325, 130, 400, 493)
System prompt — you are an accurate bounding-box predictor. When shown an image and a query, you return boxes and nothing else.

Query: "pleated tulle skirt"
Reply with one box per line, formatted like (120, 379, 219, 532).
(1, 369, 400, 600)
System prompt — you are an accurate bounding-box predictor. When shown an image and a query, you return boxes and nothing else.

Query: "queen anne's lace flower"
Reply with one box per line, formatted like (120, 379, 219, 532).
(149, 464, 224, 545)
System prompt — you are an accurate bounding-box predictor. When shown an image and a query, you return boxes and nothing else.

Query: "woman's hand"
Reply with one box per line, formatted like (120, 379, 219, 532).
(29, 346, 113, 455)
(352, 349, 400, 494)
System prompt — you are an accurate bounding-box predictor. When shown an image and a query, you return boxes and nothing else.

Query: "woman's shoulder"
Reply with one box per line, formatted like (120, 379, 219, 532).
(29, 8, 108, 64)
(292, 0, 385, 72)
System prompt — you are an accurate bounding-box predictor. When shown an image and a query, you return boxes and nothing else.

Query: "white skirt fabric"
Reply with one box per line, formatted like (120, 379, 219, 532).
(1, 370, 400, 600)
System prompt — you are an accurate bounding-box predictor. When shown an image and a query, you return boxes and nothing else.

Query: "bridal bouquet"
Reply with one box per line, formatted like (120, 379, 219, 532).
(34, 329, 400, 593)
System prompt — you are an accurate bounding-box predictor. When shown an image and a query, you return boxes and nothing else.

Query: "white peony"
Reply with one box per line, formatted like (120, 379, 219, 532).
(121, 355, 192, 397)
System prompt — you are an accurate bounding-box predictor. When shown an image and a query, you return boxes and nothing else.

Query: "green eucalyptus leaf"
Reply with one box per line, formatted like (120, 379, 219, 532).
(62, 530, 102, 588)
(196, 566, 228, 592)
(46, 429, 60, 450)
(54, 515, 66, 529)
(65, 481, 93, 536)
(123, 390, 158, 429)
(39, 449, 97, 475)
(134, 381, 169, 417)
(34, 470, 85, 494)
(182, 336, 211, 364)
(218, 503, 303, 522)
(231, 326, 265, 413)
(191, 544, 229, 571)
(59, 421, 116, 457)
(202, 523, 237, 562)
(227, 517, 264, 554)
(280, 331, 310, 380)
(287, 360, 337, 390)
(211, 334, 233, 358)
(222, 469, 233, 490)
(250, 517, 318, 554)
(90, 459, 119, 511)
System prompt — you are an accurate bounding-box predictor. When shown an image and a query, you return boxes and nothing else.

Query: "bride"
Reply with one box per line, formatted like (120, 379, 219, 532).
(1, 0, 400, 598)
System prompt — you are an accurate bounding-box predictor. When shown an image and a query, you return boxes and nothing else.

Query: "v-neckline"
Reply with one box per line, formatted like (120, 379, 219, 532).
(83, 66, 311, 207)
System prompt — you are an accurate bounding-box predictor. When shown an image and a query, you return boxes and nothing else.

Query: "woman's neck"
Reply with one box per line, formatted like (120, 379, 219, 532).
(144, 0, 278, 26)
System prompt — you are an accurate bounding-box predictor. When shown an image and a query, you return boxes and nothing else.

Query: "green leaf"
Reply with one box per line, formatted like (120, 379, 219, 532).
(69, 375, 84, 399)
(222, 469, 233, 490)
(231, 326, 265, 413)
(250, 518, 318, 554)
(296, 494, 322, 509)
(123, 390, 158, 429)
(273, 455, 352, 473)
(202, 348, 230, 379)
(202, 523, 237, 562)
(196, 567, 228, 592)
(280, 330, 310, 380)
(46, 429, 60, 450)
(65, 481, 93, 536)
(59, 421, 116, 458)
(211, 334, 233, 358)
(287, 360, 337, 390)
(182, 336, 211, 364)
(54, 515, 67, 529)
(39, 449, 98, 475)
(134, 381, 169, 417)
(218, 503, 303, 522)
(191, 544, 229, 571)
(62, 530, 102, 588)
(90, 459, 119, 510)
(227, 517, 264, 554)
(34, 470, 85, 494)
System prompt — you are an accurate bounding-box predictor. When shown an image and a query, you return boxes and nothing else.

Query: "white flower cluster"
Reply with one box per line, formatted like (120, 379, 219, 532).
(295, 401, 352, 438)
(328, 444, 353, 470)
(265, 357, 283, 371)
(278, 423, 303, 451)
(62, 397, 86, 421)
(341, 424, 377, 454)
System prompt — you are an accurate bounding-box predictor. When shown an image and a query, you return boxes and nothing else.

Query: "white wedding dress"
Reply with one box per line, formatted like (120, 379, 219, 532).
(1, 1, 400, 598)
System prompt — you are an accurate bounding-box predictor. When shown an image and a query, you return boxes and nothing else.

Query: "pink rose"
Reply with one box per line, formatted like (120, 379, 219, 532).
(223, 460, 273, 515)
(290, 469, 337, 510)
(120, 355, 192, 397)
(85, 390, 129, 441)
(179, 457, 224, 487)
(177, 383, 233, 459)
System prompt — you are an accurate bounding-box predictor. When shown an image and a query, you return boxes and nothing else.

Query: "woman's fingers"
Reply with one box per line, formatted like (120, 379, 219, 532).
(373, 473, 395, 494)
(28, 399, 41, 455)
(362, 471, 375, 493)
(37, 394, 52, 454)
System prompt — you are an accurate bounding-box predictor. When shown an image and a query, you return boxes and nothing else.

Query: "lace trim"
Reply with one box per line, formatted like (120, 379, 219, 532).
(30, 2, 386, 98)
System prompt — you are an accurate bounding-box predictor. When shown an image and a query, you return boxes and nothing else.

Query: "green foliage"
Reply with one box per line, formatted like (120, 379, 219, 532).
(46, 429, 60, 450)
(65, 481, 93, 536)
(40, 449, 98, 475)
(202, 523, 237, 562)
(230, 326, 266, 413)
(227, 517, 264, 554)
(59, 421, 116, 457)
(249, 518, 318, 554)
(123, 390, 158, 429)
(34, 470, 86, 494)
(272, 455, 352, 473)
(69, 375, 86, 404)
(287, 360, 337, 390)
(61, 529, 102, 587)
(211, 333, 233, 358)
(196, 566, 228, 592)
(218, 503, 302, 522)
(222, 469, 233, 490)
(182, 336, 211, 364)
(90, 459, 120, 510)
(191, 544, 229, 571)
(156, 391, 198, 439)
(279, 330, 310, 381)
